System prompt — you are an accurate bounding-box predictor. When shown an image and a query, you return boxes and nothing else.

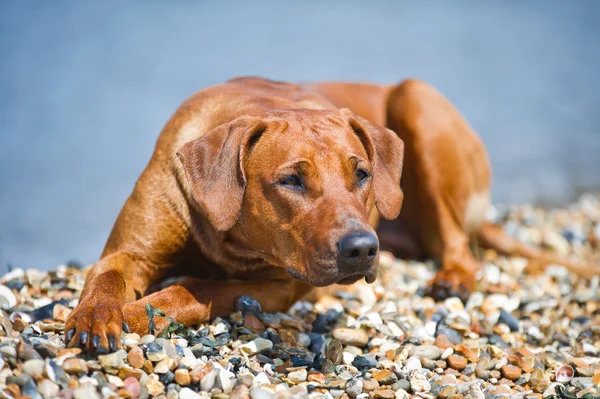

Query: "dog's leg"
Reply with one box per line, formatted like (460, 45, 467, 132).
(64, 252, 156, 352)
(122, 278, 312, 334)
(477, 222, 600, 278)
(385, 79, 491, 301)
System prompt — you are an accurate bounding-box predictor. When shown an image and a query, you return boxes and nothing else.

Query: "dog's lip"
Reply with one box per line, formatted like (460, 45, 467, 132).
(336, 274, 365, 285)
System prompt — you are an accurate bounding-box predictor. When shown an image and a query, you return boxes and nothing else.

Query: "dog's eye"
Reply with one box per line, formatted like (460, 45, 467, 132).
(279, 175, 303, 188)
(356, 168, 370, 184)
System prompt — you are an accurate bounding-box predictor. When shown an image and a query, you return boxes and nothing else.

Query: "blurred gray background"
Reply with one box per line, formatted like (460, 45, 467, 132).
(1, 1, 599, 271)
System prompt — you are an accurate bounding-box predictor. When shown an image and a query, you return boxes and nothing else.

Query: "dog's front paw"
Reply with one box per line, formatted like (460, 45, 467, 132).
(425, 268, 475, 303)
(65, 299, 129, 353)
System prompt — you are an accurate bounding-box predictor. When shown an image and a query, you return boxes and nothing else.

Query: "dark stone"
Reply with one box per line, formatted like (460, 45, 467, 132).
(488, 334, 509, 348)
(290, 355, 311, 368)
(312, 314, 328, 333)
(235, 296, 261, 317)
(167, 384, 181, 392)
(159, 371, 175, 385)
(307, 333, 325, 354)
(498, 310, 519, 332)
(22, 378, 42, 399)
(255, 354, 273, 364)
(435, 323, 462, 345)
(262, 330, 280, 344)
(7, 373, 32, 387)
(30, 299, 69, 322)
(352, 355, 377, 369)
(6, 280, 25, 291)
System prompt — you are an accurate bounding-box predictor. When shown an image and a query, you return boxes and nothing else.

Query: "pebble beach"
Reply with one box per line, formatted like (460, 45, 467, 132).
(1, 195, 600, 399)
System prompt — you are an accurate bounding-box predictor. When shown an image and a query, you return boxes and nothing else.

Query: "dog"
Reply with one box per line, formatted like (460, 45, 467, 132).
(65, 77, 595, 352)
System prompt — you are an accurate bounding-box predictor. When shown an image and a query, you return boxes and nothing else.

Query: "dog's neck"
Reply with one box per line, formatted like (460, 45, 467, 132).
(188, 209, 277, 278)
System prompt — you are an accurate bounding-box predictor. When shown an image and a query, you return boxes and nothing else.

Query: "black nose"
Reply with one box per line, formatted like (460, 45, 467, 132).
(337, 232, 379, 267)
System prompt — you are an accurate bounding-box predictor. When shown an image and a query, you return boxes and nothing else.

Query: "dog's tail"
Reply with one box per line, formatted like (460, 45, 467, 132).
(476, 222, 599, 278)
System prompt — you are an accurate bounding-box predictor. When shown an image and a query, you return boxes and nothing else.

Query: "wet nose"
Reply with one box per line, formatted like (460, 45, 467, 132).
(337, 232, 379, 268)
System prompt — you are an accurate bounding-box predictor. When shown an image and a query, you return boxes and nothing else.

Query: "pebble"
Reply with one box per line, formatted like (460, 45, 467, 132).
(346, 378, 363, 397)
(239, 337, 273, 355)
(145, 378, 165, 396)
(287, 368, 307, 383)
(22, 359, 45, 376)
(410, 344, 443, 360)
(37, 379, 59, 399)
(0, 196, 598, 399)
(128, 345, 145, 369)
(333, 328, 369, 346)
(447, 355, 467, 370)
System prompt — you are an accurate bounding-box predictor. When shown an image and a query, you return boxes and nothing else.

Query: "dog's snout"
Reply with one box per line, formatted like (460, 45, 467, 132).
(338, 232, 378, 267)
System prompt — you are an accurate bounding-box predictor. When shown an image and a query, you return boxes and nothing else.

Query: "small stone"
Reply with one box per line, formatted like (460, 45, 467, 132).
(139, 335, 155, 345)
(571, 377, 593, 389)
(410, 344, 443, 360)
(146, 342, 167, 362)
(22, 359, 45, 376)
(373, 388, 395, 399)
(373, 369, 398, 385)
(409, 371, 431, 392)
(128, 346, 145, 369)
(394, 388, 410, 399)
(501, 364, 521, 380)
(175, 369, 191, 386)
(123, 377, 141, 398)
(434, 334, 454, 350)
(236, 296, 262, 317)
(37, 379, 59, 399)
(333, 328, 369, 347)
(403, 356, 422, 372)
(118, 365, 143, 380)
(239, 338, 273, 355)
(497, 310, 519, 332)
(123, 333, 141, 347)
(352, 355, 377, 369)
(230, 384, 250, 399)
(0, 285, 17, 310)
(154, 358, 176, 374)
(391, 379, 410, 392)
(217, 369, 235, 393)
(326, 339, 344, 365)
(308, 371, 327, 384)
(288, 368, 307, 383)
(529, 368, 550, 392)
(179, 387, 203, 399)
(98, 349, 126, 373)
(362, 378, 380, 391)
(62, 358, 88, 374)
(346, 378, 363, 397)
(200, 367, 218, 392)
(52, 304, 71, 322)
(74, 383, 100, 399)
(447, 355, 467, 370)
(243, 315, 265, 333)
(145, 378, 165, 396)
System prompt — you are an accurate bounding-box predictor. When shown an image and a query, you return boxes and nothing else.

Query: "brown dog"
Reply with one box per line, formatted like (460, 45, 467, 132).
(66, 77, 594, 352)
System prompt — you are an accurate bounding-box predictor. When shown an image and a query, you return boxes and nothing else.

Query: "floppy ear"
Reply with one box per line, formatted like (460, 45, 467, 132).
(176, 116, 267, 231)
(341, 109, 404, 220)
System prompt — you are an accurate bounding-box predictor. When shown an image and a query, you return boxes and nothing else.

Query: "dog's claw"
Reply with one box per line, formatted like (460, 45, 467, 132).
(109, 335, 117, 352)
(122, 321, 130, 334)
(66, 329, 75, 343)
(91, 334, 100, 349)
(79, 331, 88, 346)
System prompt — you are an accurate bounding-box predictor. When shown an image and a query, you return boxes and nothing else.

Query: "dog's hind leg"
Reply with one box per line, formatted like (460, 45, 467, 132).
(477, 222, 600, 278)
(384, 79, 491, 301)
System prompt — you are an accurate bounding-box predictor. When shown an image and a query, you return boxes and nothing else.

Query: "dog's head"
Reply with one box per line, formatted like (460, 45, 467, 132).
(177, 108, 404, 286)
